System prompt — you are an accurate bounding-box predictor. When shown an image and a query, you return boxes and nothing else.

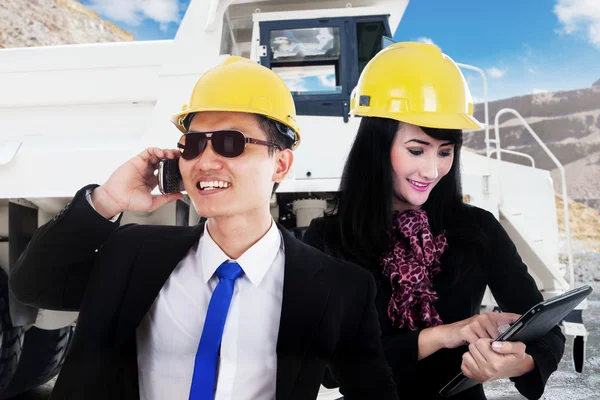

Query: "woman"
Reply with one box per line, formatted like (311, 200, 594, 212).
(303, 42, 565, 399)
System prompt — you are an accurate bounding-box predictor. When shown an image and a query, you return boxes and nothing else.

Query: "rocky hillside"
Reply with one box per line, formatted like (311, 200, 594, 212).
(464, 79, 600, 210)
(0, 0, 134, 48)
(550, 152, 600, 210)
(556, 194, 600, 252)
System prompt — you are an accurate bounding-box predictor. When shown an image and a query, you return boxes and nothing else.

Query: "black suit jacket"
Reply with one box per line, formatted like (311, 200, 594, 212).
(9, 185, 398, 400)
(303, 207, 565, 400)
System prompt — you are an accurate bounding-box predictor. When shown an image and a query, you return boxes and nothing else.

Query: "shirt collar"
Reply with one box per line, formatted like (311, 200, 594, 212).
(199, 220, 282, 286)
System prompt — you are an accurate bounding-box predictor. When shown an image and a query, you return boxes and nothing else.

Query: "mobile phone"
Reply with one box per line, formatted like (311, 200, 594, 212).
(157, 158, 185, 194)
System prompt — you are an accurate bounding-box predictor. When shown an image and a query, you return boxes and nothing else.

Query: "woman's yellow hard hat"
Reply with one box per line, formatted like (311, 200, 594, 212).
(350, 42, 482, 130)
(171, 56, 301, 149)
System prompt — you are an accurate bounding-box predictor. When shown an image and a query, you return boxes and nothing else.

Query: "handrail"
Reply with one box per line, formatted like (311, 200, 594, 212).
(494, 108, 574, 289)
(490, 148, 536, 167)
(456, 63, 489, 160)
(224, 9, 240, 56)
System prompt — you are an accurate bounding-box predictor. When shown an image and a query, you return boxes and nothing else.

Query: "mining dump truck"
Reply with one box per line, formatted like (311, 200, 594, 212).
(0, 0, 588, 397)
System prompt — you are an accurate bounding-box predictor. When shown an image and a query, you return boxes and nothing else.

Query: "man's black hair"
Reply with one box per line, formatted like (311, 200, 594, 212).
(255, 114, 294, 194)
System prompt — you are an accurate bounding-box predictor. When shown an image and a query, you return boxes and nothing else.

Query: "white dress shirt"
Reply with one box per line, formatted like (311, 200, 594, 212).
(135, 221, 285, 400)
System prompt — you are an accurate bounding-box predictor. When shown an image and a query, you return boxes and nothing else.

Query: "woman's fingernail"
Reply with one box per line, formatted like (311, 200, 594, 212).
(492, 342, 503, 349)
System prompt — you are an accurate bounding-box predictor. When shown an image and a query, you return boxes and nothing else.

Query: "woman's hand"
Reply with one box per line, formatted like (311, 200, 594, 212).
(418, 312, 521, 360)
(439, 312, 521, 349)
(461, 339, 535, 382)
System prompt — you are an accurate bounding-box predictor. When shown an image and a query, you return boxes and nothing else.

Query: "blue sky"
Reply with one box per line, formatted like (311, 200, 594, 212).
(81, 0, 600, 101)
(393, 0, 600, 101)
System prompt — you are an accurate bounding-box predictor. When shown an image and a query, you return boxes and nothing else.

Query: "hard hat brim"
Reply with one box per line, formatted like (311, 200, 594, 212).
(170, 107, 301, 149)
(399, 113, 483, 131)
(350, 109, 483, 131)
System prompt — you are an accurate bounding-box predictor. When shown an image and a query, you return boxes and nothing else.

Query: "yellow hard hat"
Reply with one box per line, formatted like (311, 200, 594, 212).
(349, 42, 482, 130)
(171, 56, 301, 149)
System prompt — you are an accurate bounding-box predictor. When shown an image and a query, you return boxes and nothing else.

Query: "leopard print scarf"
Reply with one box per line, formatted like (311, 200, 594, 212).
(380, 208, 448, 330)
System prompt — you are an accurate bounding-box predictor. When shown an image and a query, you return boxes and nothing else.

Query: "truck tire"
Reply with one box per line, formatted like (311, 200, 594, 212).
(0, 270, 24, 396)
(1, 325, 73, 399)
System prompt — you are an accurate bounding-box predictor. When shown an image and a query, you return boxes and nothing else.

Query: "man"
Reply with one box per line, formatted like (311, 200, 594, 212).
(9, 56, 398, 400)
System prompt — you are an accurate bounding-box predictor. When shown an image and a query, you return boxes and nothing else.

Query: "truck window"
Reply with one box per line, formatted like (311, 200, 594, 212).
(220, 10, 252, 58)
(259, 16, 390, 120)
(269, 27, 342, 96)
(356, 21, 387, 75)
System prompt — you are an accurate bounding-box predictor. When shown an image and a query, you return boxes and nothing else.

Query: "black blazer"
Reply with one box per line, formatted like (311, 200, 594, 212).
(9, 185, 399, 400)
(303, 206, 565, 400)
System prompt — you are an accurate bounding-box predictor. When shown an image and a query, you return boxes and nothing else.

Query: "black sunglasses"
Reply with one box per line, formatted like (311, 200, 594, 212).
(177, 130, 282, 160)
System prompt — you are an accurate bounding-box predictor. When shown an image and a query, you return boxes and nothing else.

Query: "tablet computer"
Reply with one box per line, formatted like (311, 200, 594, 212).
(439, 284, 593, 398)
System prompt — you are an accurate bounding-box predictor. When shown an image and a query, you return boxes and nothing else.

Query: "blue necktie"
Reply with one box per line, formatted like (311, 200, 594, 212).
(189, 261, 244, 400)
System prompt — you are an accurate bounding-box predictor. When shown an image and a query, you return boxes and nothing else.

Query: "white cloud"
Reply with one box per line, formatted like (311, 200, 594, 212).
(416, 37, 435, 45)
(518, 44, 540, 75)
(531, 88, 550, 94)
(554, 0, 600, 48)
(486, 67, 506, 78)
(282, 78, 308, 93)
(319, 75, 335, 88)
(87, 0, 181, 27)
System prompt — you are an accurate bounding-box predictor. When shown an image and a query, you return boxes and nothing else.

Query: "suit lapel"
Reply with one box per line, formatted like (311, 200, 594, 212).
(275, 225, 331, 400)
(111, 221, 331, 399)
(114, 222, 205, 344)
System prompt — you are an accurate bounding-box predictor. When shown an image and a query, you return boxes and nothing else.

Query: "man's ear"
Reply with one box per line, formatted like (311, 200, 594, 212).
(273, 149, 294, 183)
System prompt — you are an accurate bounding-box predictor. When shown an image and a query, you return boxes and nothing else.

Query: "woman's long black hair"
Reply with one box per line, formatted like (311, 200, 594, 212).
(329, 117, 490, 279)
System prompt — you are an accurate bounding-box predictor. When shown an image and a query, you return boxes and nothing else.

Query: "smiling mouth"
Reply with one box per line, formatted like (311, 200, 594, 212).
(407, 179, 431, 191)
(196, 181, 231, 191)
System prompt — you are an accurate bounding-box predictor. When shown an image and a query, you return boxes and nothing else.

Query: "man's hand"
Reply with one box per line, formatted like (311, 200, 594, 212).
(438, 312, 521, 349)
(461, 339, 534, 383)
(91, 148, 184, 219)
